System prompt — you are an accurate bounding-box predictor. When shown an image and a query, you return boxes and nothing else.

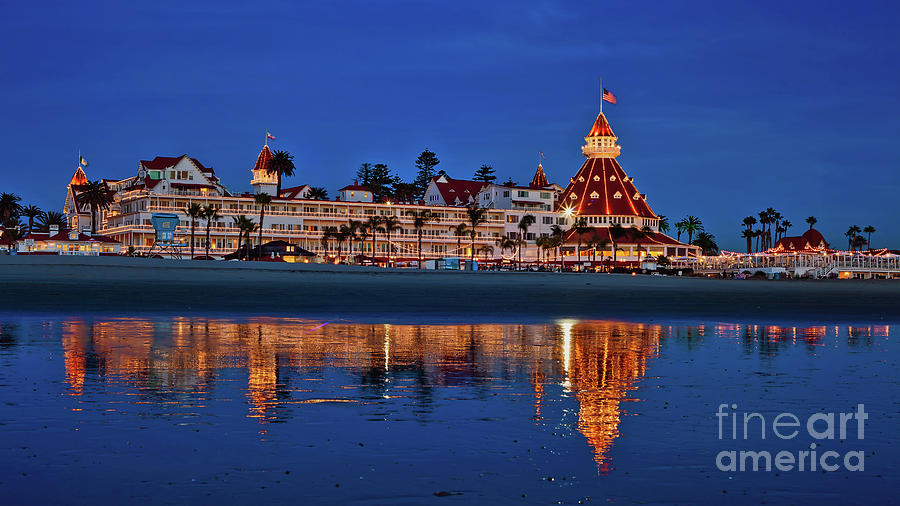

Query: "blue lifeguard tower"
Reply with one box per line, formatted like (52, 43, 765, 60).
(147, 213, 185, 258)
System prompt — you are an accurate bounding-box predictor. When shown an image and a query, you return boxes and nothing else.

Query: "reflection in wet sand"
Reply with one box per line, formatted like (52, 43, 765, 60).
(54, 318, 884, 467)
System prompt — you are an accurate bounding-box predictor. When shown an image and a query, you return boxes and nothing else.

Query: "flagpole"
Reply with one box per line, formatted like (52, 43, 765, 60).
(599, 77, 603, 114)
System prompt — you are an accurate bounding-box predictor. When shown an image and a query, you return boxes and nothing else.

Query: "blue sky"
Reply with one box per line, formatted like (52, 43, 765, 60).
(2, 0, 898, 250)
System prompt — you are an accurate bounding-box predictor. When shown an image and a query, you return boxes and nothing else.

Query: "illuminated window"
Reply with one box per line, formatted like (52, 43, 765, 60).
(613, 191, 622, 199)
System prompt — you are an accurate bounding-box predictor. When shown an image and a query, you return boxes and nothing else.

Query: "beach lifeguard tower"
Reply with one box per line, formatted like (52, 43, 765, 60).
(147, 213, 185, 258)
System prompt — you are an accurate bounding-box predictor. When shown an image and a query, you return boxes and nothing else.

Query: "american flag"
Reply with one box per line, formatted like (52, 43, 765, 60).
(602, 88, 617, 105)
(266, 131, 276, 140)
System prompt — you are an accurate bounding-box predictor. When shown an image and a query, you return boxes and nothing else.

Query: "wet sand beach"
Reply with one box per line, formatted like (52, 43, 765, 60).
(1, 256, 897, 322)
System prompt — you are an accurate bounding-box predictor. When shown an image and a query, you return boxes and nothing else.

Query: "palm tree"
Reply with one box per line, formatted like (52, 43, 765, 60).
(320, 226, 337, 261)
(382, 215, 400, 266)
(806, 216, 817, 230)
(693, 231, 719, 255)
(75, 180, 113, 234)
(682, 216, 703, 246)
(450, 223, 468, 257)
(852, 235, 867, 252)
(478, 245, 495, 261)
(742, 216, 757, 232)
(570, 217, 591, 266)
(770, 210, 783, 243)
(657, 215, 670, 234)
(306, 187, 328, 200)
(674, 218, 686, 242)
(497, 236, 517, 259)
(781, 220, 793, 240)
(335, 229, 349, 262)
(587, 234, 610, 269)
(366, 215, 384, 263)
(741, 229, 754, 254)
(21, 205, 41, 234)
(2, 226, 25, 249)
(202, 205, 220, 259)
(345, 220, 362, 262)
(754, 228, 764, 252)
(254, 193, 272, 260)
(863, 225, 876, 249)
(186, 203, 203, 259)
(242, 219, 258, 260)
(845, 225, 861, 251)
(410, 209, 436, 269)
(550, 224, 564, 270)
(37, 211, 67, 232)
(630, 225, 653, 260)
(0, 193, 22, 225)
(517, 214, 536, 269)
(266, 150, 296, 197)
(231, 215, 253, 260)
(609, 223, 626, 266)
(465, 204, 489, 263)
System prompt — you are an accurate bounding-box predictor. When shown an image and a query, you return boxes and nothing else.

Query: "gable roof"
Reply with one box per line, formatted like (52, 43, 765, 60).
(773, 228, 830, 252)
(557, 157, 656, 218)
(279, 185, 311, 199)
(430, 176, 490, 206)
(69, 166, 88, 186)
(140, 155, 216, 175)
(339, 184, 370, 192)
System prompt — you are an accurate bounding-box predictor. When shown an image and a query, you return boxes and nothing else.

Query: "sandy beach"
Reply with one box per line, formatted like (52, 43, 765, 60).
(1, 256, 897, 322)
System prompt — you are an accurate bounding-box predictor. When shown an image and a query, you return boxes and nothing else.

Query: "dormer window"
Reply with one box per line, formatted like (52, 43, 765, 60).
(633, 192, 640, 200)
(609, 175, 616, 181)
(613, 191, 622, 199)
(578, 176, 585, 182)
(593, 175, 601, 181)
(569, 194, 577, 199)
(590, 191, 599, 199)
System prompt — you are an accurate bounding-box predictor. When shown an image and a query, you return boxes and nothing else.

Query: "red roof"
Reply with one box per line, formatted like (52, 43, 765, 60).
(557, 157, 656, 218)
(140, 155, 216, 175)
(586, 112, 616, 138)
(279, 185, 310, 199)
(431, 176, 489, 206)
(773, 229, 830, 252)
(563, 227, 686, 246)
(530, 164, 549, 188)
(69, 166, 88, 186)
(253, 145, 274, 173)
(339, 184, 370, 192)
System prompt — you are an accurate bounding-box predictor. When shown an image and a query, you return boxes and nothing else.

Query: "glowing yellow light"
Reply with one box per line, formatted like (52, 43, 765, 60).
(562, 206, 574, 218)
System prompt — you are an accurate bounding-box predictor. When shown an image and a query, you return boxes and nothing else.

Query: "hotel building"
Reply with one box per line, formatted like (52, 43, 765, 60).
(63, 111, 697, 264)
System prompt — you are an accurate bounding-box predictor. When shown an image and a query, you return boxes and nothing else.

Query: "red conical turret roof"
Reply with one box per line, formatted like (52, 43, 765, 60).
(530, 164, 549, 189)
(253, 145, 274, 173)
(586, 112, 615, 138)
(69, 166, 88, 186)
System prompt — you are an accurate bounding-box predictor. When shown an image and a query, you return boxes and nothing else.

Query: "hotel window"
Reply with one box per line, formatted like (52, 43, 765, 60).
(503, 191, 510, 198)
(517, 191, 529, 198)
(542, 216, 553, 224)
(540, 192, 551, 199)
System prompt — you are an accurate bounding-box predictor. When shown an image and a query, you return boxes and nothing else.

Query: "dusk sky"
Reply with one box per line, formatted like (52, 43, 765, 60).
(2, 0, 898, 250)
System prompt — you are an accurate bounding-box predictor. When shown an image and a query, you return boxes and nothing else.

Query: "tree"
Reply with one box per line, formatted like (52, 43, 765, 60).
(334, 228, 349, 262)
(254, 193, 272, 260)
(21, 205, 41, 234)
(570, 217, 591, 266)
(306, 187, 328, 201)
(587, 233, 610, 269)
(517, 214, 536, 269)
(742, 216, 757, 243)
(266, 150, 296, 197)
(806, 216, 817, 230)
(2, 226, 25, 249)
(630, 225, 653, 260)
(232, 215, 254, 260)
(382, 215, 400, 266)
(781, 220, 793, 240)
(693, 231, 719, 255)
(473, 164, 496, 182)
(391, 181, 420, 203)
(345, 220, 362, 262)
(369, 164, 395, 201)
(410, 209, 436, 269)
(852, 235, 868, 251)
(465, 204, 489, 262)
(74, 180, 113, 234)
(497, 236, 517, 262)
(845, 225, 861, 251)
(682, 216, 703, 245)
(675, 219, 686, 242)
(202, 205, 220, 259)
(0, 193, 22, 225)
(321, 226, 337, 261)
(863, 225, 876, 250)
(657, 215, 670, 234)
(366, 216, 384, 263)
(413, 149, 440, 196)
(356, 163, 374, 187)
(186, 203, 204, 259)
(741, 229, 754, 254)
(550, 224, 564, 270)
(609, 223, 626, 266)
(450, 223, 468, 257)
(37, 211, 67, 232)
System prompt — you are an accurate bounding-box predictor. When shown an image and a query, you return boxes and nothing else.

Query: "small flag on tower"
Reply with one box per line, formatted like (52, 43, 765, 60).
(539, 151, 545, 160)
(266, 131, 276, 140)
(79, 154, 89, 167)
(602, 88, 617, 105)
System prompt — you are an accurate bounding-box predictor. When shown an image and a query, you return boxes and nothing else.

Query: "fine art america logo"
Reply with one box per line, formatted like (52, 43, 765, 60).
(715, 404, 868, 472)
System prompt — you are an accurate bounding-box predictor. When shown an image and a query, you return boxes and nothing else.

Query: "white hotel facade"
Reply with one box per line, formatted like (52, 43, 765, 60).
(63, 111, 695, 263)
